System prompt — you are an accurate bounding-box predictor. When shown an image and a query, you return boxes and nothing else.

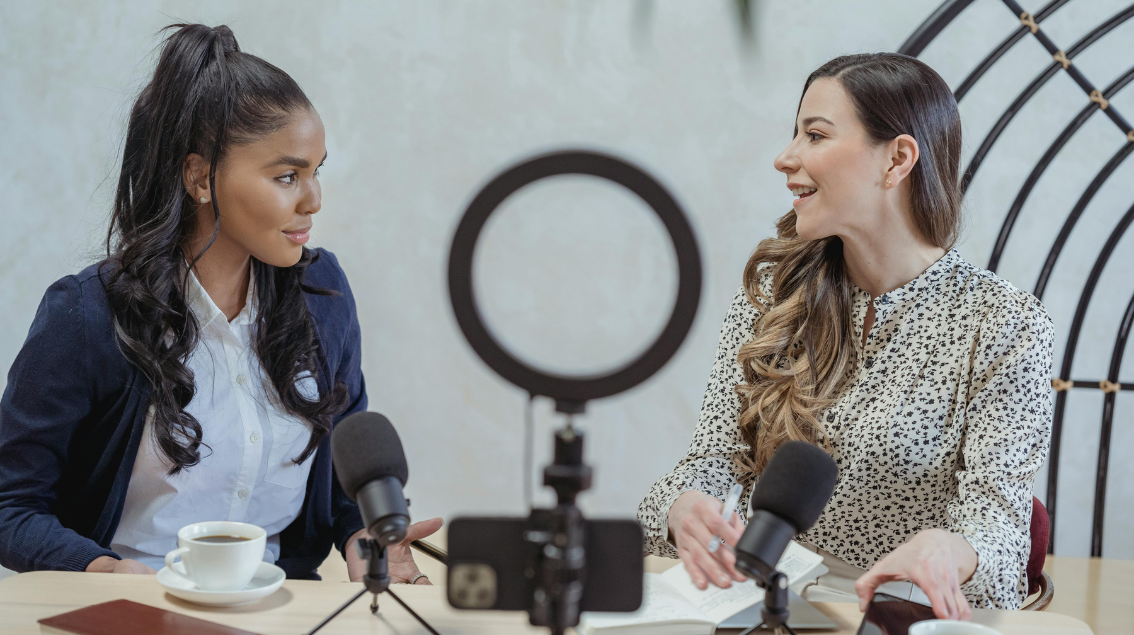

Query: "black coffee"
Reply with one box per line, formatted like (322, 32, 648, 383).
(196, 535, 251, 544)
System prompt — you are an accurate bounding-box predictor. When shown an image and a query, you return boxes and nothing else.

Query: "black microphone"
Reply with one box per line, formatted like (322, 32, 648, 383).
(734, 440, 838, 582)
(331, 412, 410, 548)
(312, 413, 440, 635)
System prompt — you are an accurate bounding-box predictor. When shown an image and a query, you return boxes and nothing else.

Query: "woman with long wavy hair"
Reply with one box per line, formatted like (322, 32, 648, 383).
(639, 53, 1054, 619)
(0, 24, 439, 583)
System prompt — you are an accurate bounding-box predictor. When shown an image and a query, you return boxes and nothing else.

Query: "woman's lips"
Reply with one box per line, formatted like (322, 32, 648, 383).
(792, 190, 815, 207)
(283, 228, 311, 244)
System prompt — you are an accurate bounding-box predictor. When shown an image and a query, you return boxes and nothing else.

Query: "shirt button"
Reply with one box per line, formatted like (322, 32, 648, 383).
(237, 488, 249, 499)
(826, 412, 836, 423)
(864, 358, 874, 368)
(235, 374, 247, 385)
(250, 432, 260, 444)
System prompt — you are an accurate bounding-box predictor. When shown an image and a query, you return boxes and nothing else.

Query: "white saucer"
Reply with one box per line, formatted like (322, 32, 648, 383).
(157, 561, 285, 606)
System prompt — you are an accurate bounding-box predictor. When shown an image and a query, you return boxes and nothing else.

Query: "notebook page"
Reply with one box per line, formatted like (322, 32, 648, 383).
(661, 562, 764, 624)
(579, 572, 711, 630)
(775, 541, 825, 583)
(659, 541, 827, 624)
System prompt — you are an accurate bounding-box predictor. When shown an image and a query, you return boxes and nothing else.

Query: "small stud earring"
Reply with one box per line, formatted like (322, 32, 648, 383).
(886, 180, 892, 187)
(199, 197, 208, 204)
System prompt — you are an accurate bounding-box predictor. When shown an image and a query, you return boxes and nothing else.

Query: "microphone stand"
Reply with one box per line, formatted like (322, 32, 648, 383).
(738, 571, 797, 635)
(304, 538, 441, 635)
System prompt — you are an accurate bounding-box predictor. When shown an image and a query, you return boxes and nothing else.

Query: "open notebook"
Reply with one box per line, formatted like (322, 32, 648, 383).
(577, 541, 827, 635)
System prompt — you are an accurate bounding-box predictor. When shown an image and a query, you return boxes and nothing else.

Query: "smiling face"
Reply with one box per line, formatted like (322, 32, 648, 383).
(773, 78, 895, 242)
(185, 108, 326, 268)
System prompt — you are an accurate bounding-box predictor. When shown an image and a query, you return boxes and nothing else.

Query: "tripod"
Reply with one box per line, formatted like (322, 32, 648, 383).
(527, 418, 592, 635)
(304, 538, 441, 635)
(738, 571, 798, 635)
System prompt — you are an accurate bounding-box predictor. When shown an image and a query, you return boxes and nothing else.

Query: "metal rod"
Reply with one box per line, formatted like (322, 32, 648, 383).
(896, 0, 980, 57)
(1034, 143, 1134, 300)
(960, 3, 1134, 194)
(1090, 291, 1134, 556)
(954, 0, 1071, 101)
(385, 587, 442, 635)
(1046, 201, 1134, 552)
(410, 539, 448, 565)
(304, 587, 367, 635)
(988, 66, 1134, 272)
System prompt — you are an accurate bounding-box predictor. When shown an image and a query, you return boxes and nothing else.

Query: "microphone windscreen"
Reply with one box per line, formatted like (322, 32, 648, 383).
(749, 440, 837, 532)
(331, 412, 409, 500)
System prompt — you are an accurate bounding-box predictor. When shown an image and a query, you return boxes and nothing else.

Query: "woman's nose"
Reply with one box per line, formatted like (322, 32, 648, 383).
(302, 181, 321, 215)
(774, 139, 800, 174)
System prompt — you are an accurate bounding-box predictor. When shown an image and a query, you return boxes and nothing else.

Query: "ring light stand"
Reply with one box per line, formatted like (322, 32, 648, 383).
(447, 150, 702, 634)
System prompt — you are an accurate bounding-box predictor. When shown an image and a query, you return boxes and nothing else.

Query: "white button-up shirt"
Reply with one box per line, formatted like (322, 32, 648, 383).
(110, 267, 318, 570)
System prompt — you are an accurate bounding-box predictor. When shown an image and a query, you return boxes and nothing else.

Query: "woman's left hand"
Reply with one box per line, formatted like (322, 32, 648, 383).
(854, 528, 978, 621)
(345, 517, 444, 584)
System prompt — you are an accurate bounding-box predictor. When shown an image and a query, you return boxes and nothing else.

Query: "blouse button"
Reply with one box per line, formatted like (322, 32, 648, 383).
(250, 431, 260, 444)
(826, 412, 836, 423)
(237, 488, 249, 499)
(865, 357, 874, 368)
(236, 374, 247, 385)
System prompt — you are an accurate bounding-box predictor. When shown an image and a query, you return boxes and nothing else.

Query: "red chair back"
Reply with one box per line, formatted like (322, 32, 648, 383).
(1028, 496, 1049, 595)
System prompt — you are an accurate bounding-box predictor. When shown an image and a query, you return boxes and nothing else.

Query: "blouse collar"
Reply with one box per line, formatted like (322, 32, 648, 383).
(851, 248, 961, 312)
(184, 263, 257, 328)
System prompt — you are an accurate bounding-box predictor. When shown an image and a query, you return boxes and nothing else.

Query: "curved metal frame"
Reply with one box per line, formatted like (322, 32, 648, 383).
(988, 66, 1134, 272)
(1092, 291, 1134, 557)
(955, 3, 1134, 195)
(955, 0, 1071, 102)
(902, 0, 1134, 557)
(1048, 202, 1134, 556)
(1033, 143, 1134, 301)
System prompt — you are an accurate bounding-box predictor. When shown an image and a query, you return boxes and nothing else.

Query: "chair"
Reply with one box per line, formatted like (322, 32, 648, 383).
(1022, 496, 1054, 611)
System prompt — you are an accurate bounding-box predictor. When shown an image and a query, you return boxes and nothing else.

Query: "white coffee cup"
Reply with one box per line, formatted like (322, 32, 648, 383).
(164, 521, 267, 591)
(910, 620, 1002, 635)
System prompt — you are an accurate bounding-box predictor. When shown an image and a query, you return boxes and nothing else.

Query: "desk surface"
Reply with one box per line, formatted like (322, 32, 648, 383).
(0, 571, 1094, 635)
(1044, 555, 1134, 635)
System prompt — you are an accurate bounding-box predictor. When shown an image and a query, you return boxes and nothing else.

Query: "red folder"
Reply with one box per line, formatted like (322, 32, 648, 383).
(38, 599, 262, 635)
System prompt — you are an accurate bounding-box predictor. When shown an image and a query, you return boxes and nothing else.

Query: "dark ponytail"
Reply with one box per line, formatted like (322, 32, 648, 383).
(104, 24, 348, 474)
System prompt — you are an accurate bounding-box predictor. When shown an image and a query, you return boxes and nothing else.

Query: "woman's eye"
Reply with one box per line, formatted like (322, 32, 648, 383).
(807, 132, 823, 142)
(277, 173, 297, 185)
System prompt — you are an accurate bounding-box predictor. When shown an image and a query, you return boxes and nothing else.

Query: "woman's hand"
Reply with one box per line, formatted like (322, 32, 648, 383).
(667, 490, 746, 590)
(855, 528, 978, 620)
(345, 517, 444, 585)
(85, 556, 157, 574)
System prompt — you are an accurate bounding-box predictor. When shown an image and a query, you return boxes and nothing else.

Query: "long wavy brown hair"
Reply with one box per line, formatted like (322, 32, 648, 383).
(734, 53, 963, 474)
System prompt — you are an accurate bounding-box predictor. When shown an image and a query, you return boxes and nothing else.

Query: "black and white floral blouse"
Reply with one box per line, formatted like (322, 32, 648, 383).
(638, 249, 1055, 609)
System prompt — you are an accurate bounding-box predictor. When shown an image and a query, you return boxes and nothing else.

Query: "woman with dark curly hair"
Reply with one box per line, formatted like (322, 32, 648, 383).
(0, 23, 439, 583)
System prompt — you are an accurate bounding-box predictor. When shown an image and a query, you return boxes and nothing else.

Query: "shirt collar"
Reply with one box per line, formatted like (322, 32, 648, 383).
(871, 248, 961, 310)
(184, 264, 257, 328)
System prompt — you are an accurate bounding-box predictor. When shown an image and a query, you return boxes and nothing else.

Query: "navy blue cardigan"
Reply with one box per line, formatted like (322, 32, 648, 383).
(0, 248, 366, 578)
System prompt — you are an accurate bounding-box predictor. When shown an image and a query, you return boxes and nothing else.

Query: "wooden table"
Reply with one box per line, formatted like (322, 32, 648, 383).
(1044, 555, 1134, 635)
(0, 570, 1094, 634)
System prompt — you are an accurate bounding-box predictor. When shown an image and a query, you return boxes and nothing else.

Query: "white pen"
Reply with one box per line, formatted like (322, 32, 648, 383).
(708, 483, 743, 554)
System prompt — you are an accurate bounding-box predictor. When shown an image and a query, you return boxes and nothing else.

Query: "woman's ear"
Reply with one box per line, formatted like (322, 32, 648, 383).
(182, 153, 211, 203)
(884, 134, 919, 188)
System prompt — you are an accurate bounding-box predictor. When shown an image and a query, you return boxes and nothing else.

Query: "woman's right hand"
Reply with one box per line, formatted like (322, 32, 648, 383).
(85, 555, 157, 574)
(667, 490, 746, 590)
